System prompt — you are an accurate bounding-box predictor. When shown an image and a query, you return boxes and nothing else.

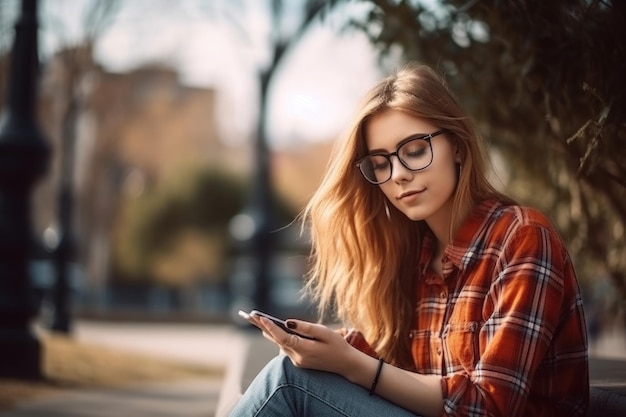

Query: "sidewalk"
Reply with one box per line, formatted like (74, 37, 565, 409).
(0, 320, 248, 417)
(0, 378, 223, 417)
(1, 320, 624, 416)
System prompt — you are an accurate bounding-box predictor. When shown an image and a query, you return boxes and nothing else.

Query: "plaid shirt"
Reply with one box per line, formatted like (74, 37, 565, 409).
(344, 200, 589, 417)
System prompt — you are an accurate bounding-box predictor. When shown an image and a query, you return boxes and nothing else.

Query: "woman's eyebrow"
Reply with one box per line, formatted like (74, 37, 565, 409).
(367, 146, 391, 154)
(367, 133, 430, 154)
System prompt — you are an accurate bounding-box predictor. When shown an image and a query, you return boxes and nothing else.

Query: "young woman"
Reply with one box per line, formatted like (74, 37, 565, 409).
(231, 63, 589, 417)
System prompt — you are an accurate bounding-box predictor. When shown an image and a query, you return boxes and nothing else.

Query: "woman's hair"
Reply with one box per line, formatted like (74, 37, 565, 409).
(302, 62, 513, 369)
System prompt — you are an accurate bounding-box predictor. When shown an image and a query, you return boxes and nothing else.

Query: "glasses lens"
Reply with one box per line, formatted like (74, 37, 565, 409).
(359, 155, 390, 184)
(398, 138, 432, 170)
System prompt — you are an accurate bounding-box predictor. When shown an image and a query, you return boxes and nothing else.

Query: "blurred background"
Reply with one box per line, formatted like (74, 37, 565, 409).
(0, 0, 624, 340)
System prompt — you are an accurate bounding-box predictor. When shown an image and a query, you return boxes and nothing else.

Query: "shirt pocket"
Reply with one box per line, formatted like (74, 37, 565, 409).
(441, 321, 480, 374)
(410, 329, 443, 374)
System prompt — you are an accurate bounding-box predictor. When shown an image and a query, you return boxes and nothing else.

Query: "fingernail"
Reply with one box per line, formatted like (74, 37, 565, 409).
(286, 320, 297, 329)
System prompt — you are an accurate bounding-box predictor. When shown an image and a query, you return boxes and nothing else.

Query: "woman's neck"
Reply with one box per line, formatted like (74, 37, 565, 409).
(429, 243, 445, 277)
(425, 204, 453, 249)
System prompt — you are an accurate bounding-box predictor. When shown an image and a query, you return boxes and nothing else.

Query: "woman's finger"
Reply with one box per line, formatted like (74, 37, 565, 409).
(283, 319, 327, 341)
(259, 317, 298, 349)
(285, 334, 299, 348)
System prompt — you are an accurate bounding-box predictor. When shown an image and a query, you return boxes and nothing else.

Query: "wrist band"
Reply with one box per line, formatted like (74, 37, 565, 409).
(369, 358, 384, 396)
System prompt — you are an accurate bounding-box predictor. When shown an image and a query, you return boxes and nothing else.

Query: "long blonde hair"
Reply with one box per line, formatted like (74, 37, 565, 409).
(303, 62, 513, 368)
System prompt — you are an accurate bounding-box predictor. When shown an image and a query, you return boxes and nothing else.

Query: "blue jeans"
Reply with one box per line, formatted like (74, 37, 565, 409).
(229, 355, 418, 417)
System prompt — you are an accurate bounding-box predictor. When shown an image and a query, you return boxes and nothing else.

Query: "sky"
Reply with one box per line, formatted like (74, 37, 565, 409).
(3, 0, 388, 150)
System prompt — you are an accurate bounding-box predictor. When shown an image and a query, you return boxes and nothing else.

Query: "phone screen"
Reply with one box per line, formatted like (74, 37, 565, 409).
(238, 309, 315, 340)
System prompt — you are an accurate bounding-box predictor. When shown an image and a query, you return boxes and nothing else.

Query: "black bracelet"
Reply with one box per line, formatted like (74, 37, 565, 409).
(369, 358, 384, 396)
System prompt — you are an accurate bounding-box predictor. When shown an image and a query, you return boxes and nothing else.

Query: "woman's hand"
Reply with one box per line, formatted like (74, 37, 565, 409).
(249, 314, 358, 377)
(248, 313, 443, 417)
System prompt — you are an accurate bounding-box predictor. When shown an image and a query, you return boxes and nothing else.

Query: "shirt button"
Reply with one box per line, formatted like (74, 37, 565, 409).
(436, 347, 442, 355)
(440, 291, 447, 300)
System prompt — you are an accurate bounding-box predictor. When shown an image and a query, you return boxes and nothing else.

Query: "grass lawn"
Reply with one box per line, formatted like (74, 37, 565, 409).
(0, 333, 222, 410)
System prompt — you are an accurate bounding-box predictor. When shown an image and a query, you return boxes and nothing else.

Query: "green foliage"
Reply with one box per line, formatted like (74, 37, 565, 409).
(351, 0, 626, 305)
(113, 166, 247, 285)
(112, 164, 299, 286)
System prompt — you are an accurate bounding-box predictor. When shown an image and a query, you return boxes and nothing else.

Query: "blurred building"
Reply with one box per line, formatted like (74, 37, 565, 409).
(30, 47, 239, 314)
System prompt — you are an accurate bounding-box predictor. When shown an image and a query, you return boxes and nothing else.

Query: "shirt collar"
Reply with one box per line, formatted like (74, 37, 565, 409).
(445, 199, 504, 270)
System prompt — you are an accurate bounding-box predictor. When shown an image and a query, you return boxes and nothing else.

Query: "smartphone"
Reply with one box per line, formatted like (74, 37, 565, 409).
(238, 309, 316, 340)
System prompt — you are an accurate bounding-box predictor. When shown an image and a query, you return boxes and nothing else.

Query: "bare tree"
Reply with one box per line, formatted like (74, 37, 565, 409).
(209, 0, 340, 311)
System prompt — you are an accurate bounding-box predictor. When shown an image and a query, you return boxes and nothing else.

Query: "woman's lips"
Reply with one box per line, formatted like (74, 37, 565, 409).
(397, 189, 425, 200)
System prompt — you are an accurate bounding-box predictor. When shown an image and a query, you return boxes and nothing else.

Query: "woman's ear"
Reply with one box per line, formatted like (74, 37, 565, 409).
(454, 144, 463, 165)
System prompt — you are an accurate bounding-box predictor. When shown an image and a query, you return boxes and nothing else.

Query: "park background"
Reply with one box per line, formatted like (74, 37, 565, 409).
(0, 0, 625, 412)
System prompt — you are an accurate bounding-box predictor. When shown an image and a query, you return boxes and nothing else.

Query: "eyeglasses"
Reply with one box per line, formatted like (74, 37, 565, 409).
(355, 129, 446, 185)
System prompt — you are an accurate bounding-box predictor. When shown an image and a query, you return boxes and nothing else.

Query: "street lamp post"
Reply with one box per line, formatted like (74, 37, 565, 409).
(50, 94, 79, 334)
(0, 0, 48, 378)
(249, 69, 275, 313)
(229, 69, 275, 316)
(50, 187, 74, 333)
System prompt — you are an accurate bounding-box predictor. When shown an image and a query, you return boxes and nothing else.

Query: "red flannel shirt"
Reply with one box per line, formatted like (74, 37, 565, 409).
(343, 200, 589, 417)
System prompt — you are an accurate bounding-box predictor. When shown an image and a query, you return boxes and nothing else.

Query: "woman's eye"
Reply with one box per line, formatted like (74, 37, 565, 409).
(406, 148, 427, 158)
(369, 156, 389, 171)
(401, 141, 429, 159)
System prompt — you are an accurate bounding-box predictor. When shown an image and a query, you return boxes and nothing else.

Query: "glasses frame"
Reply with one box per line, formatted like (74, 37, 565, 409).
(355, 129, 447, 185)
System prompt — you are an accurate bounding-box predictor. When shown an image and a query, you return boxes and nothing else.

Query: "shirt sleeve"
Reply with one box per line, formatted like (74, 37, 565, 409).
(440, 222, 584, 417)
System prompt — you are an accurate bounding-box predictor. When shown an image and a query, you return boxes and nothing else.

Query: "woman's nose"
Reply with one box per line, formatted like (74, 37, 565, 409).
(389, 155, 412, 183)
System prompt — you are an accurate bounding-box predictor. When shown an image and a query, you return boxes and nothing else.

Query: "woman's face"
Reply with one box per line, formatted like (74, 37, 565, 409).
(364, 109, 460, 225)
